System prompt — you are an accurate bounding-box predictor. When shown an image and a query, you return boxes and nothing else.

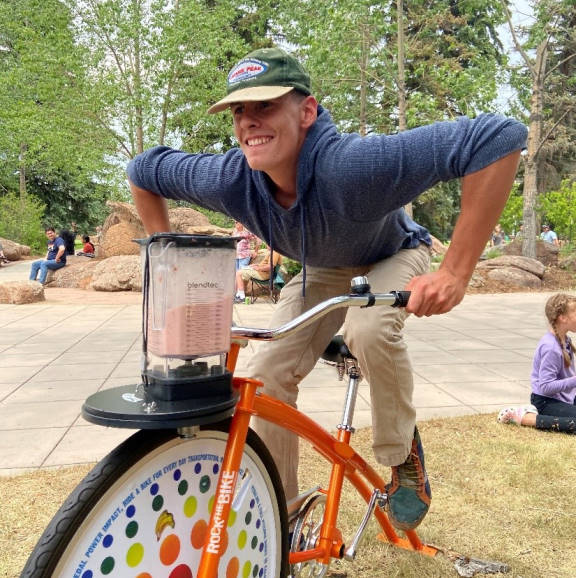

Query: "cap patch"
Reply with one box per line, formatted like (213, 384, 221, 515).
(228, 59, 268, 86)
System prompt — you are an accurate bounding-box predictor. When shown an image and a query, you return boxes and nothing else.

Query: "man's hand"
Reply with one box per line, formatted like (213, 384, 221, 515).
(404, 268, 468, 317)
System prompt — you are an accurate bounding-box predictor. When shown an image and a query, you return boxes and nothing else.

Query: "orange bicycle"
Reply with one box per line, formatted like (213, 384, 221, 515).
(22, 233, 448, 577)
(22, 277, 444, 577)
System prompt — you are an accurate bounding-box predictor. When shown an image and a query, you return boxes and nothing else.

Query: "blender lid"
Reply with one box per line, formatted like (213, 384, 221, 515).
(134, 233, 237, 248)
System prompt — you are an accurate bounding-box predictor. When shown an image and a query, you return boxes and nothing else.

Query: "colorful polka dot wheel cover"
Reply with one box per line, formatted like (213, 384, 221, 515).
(55, 435, 279, 577)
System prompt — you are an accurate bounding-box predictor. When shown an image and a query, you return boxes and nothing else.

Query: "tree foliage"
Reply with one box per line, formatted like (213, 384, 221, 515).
(538, 180, 576, 243)
(0, 192, 46, 251)
(503, 0, 576, 257)
(1, 1, 574, 245)
(0, 0, 115, 233)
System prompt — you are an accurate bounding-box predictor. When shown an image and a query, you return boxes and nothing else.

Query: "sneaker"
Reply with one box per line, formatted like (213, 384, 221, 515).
(234, 296, 244, 304)
(385, 427, 431, 531)
(497, 405, 537, 426)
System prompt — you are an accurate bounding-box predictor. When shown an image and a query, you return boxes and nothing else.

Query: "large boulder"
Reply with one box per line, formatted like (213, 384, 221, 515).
(0, 280, 45, 304)
(486, 267, 542, 290)
(0, 237, 31, 261)
(46, 256, 99, 288)
(476, 255, 545, 278)
(474, 255, 544, 290)
(559, 253, 576, 272)
(168, 207, 213, 233)
(430, 235, 447, 257)
(90, 255, 142, 292)
(99, 202, 146, 258)
(98, 201, 221, 258)
(502, 238, 559, 266)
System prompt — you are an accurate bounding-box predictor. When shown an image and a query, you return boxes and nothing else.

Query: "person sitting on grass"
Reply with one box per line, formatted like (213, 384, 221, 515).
(235, 246, 282, 303)
(498, 293, 576, 433)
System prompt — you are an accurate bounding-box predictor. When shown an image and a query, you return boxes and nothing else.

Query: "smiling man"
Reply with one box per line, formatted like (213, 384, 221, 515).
(28, 227, 67, 285)
(127, 46, 527, 531)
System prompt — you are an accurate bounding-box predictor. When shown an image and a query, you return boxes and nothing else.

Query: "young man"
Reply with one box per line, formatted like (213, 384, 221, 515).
(29, 227, 67, 284)
(127, 47, 527, 530)
(540, 224, 559, 246)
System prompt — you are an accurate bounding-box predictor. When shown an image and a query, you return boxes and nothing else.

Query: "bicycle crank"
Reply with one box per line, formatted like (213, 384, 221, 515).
(289, 493, 329, 578)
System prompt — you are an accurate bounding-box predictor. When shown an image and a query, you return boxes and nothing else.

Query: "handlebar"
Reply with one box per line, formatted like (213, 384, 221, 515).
(231, 285, 410, 342)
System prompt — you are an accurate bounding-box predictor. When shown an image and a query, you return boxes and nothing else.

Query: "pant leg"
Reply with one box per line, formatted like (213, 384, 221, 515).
(342, 244, 431, 467)
(535, 415, 576, 433)
(248, 265, 363, 500)
(38, 260, 65, 283)
(37, 262, 50, 284)
(236, 257, 250, 270)
(29, 260, 43, 281)
(531, 393, 576, 432)
(531, 393, 576, 418)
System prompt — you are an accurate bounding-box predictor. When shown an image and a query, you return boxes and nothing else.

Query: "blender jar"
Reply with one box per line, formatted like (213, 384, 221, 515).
(138, 234, 236, 401)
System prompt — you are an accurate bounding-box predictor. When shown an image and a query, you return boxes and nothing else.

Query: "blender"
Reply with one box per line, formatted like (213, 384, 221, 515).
(82, 233, 239, 428)
(140, 233, 236, 401)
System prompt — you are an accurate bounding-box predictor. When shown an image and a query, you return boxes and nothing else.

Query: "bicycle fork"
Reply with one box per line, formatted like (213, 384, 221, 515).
(196, 377, 261, 578)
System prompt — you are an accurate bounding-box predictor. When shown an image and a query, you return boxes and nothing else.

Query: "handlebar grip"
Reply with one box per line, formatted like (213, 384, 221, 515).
(391, 290, 411, 308)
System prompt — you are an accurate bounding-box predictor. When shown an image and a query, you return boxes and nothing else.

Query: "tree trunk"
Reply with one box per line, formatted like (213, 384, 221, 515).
(397, 0, 412, 218)
(522, 41, 547, 259)
(359, 24, 369, 137)
(133, 0, 144, 155)
(19, 142, 27, 200)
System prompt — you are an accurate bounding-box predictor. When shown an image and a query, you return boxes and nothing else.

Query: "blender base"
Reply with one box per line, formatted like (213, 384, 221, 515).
(82, 383, 238, 429)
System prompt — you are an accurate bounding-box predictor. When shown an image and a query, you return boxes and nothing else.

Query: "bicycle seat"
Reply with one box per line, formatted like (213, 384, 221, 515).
(321, 335, 356, 363)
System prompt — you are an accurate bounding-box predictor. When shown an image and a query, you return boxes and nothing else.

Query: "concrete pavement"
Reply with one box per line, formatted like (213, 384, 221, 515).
(0, 259, 561, 476)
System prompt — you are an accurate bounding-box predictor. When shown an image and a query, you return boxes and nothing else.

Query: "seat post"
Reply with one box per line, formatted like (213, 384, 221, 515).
(337, 359, 362, 433)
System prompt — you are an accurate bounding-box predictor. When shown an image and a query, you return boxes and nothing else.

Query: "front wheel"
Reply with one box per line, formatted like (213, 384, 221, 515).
(22, 424, 288, 578)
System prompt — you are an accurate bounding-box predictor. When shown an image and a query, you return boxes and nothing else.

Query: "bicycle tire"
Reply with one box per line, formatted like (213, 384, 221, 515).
(21, 422, 289, 578)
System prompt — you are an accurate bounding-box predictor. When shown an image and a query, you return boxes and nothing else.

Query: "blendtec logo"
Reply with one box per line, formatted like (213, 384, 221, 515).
(187, 281, 220, 289)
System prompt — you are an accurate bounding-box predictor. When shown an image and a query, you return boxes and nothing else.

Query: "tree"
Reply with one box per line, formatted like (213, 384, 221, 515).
(538, 180, 576, 244)
(0, 0, 114, 230)
(271, 1, 508, 239)
(503, 0, 576, 257)
(66, 0, 272, 159)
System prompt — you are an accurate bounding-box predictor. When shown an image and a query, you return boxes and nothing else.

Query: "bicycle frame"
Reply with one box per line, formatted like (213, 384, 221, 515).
(197, 338, 439, 577)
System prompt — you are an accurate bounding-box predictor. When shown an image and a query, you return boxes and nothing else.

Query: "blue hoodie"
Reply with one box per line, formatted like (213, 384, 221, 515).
(127, 106, 527, 270)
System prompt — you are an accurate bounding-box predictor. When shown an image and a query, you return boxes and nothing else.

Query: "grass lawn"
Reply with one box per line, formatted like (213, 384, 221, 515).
(2, 413, 575, 577)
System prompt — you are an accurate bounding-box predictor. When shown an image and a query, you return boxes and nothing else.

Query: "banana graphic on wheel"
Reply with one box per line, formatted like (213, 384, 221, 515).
(155, 509, 175, 541)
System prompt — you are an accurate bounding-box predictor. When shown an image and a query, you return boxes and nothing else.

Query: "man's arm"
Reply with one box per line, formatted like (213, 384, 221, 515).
(405, 150, 522, 317)
(55, 243, 66, 262)
(129, 180, 171, 234)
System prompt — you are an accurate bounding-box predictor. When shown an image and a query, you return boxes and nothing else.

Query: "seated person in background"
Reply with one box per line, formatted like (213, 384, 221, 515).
(490, 223, 505, 247)
(0, 240, 9, 264)
(234, 221, 259, 270)
(29, 227, 67, 284)
(76, 235, 95, 257)
(540, 224, 559, 246)
(498, 293, 576, 434)
(235, 247, 282, 303)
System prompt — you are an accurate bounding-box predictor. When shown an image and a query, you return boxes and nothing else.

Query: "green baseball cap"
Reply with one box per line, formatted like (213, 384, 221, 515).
(207, 47, 311, 114)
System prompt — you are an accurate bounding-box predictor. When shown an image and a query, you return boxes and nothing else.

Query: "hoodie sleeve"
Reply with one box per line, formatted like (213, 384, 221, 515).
(317, 113, 528, 219)
(126, 145, 247, 212)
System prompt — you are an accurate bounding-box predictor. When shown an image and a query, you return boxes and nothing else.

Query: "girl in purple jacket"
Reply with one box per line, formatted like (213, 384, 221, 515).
(498, 293, 576, 433)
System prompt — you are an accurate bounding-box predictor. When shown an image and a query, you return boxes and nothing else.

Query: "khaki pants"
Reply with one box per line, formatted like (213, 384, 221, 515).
(248, 244, 431, 499)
